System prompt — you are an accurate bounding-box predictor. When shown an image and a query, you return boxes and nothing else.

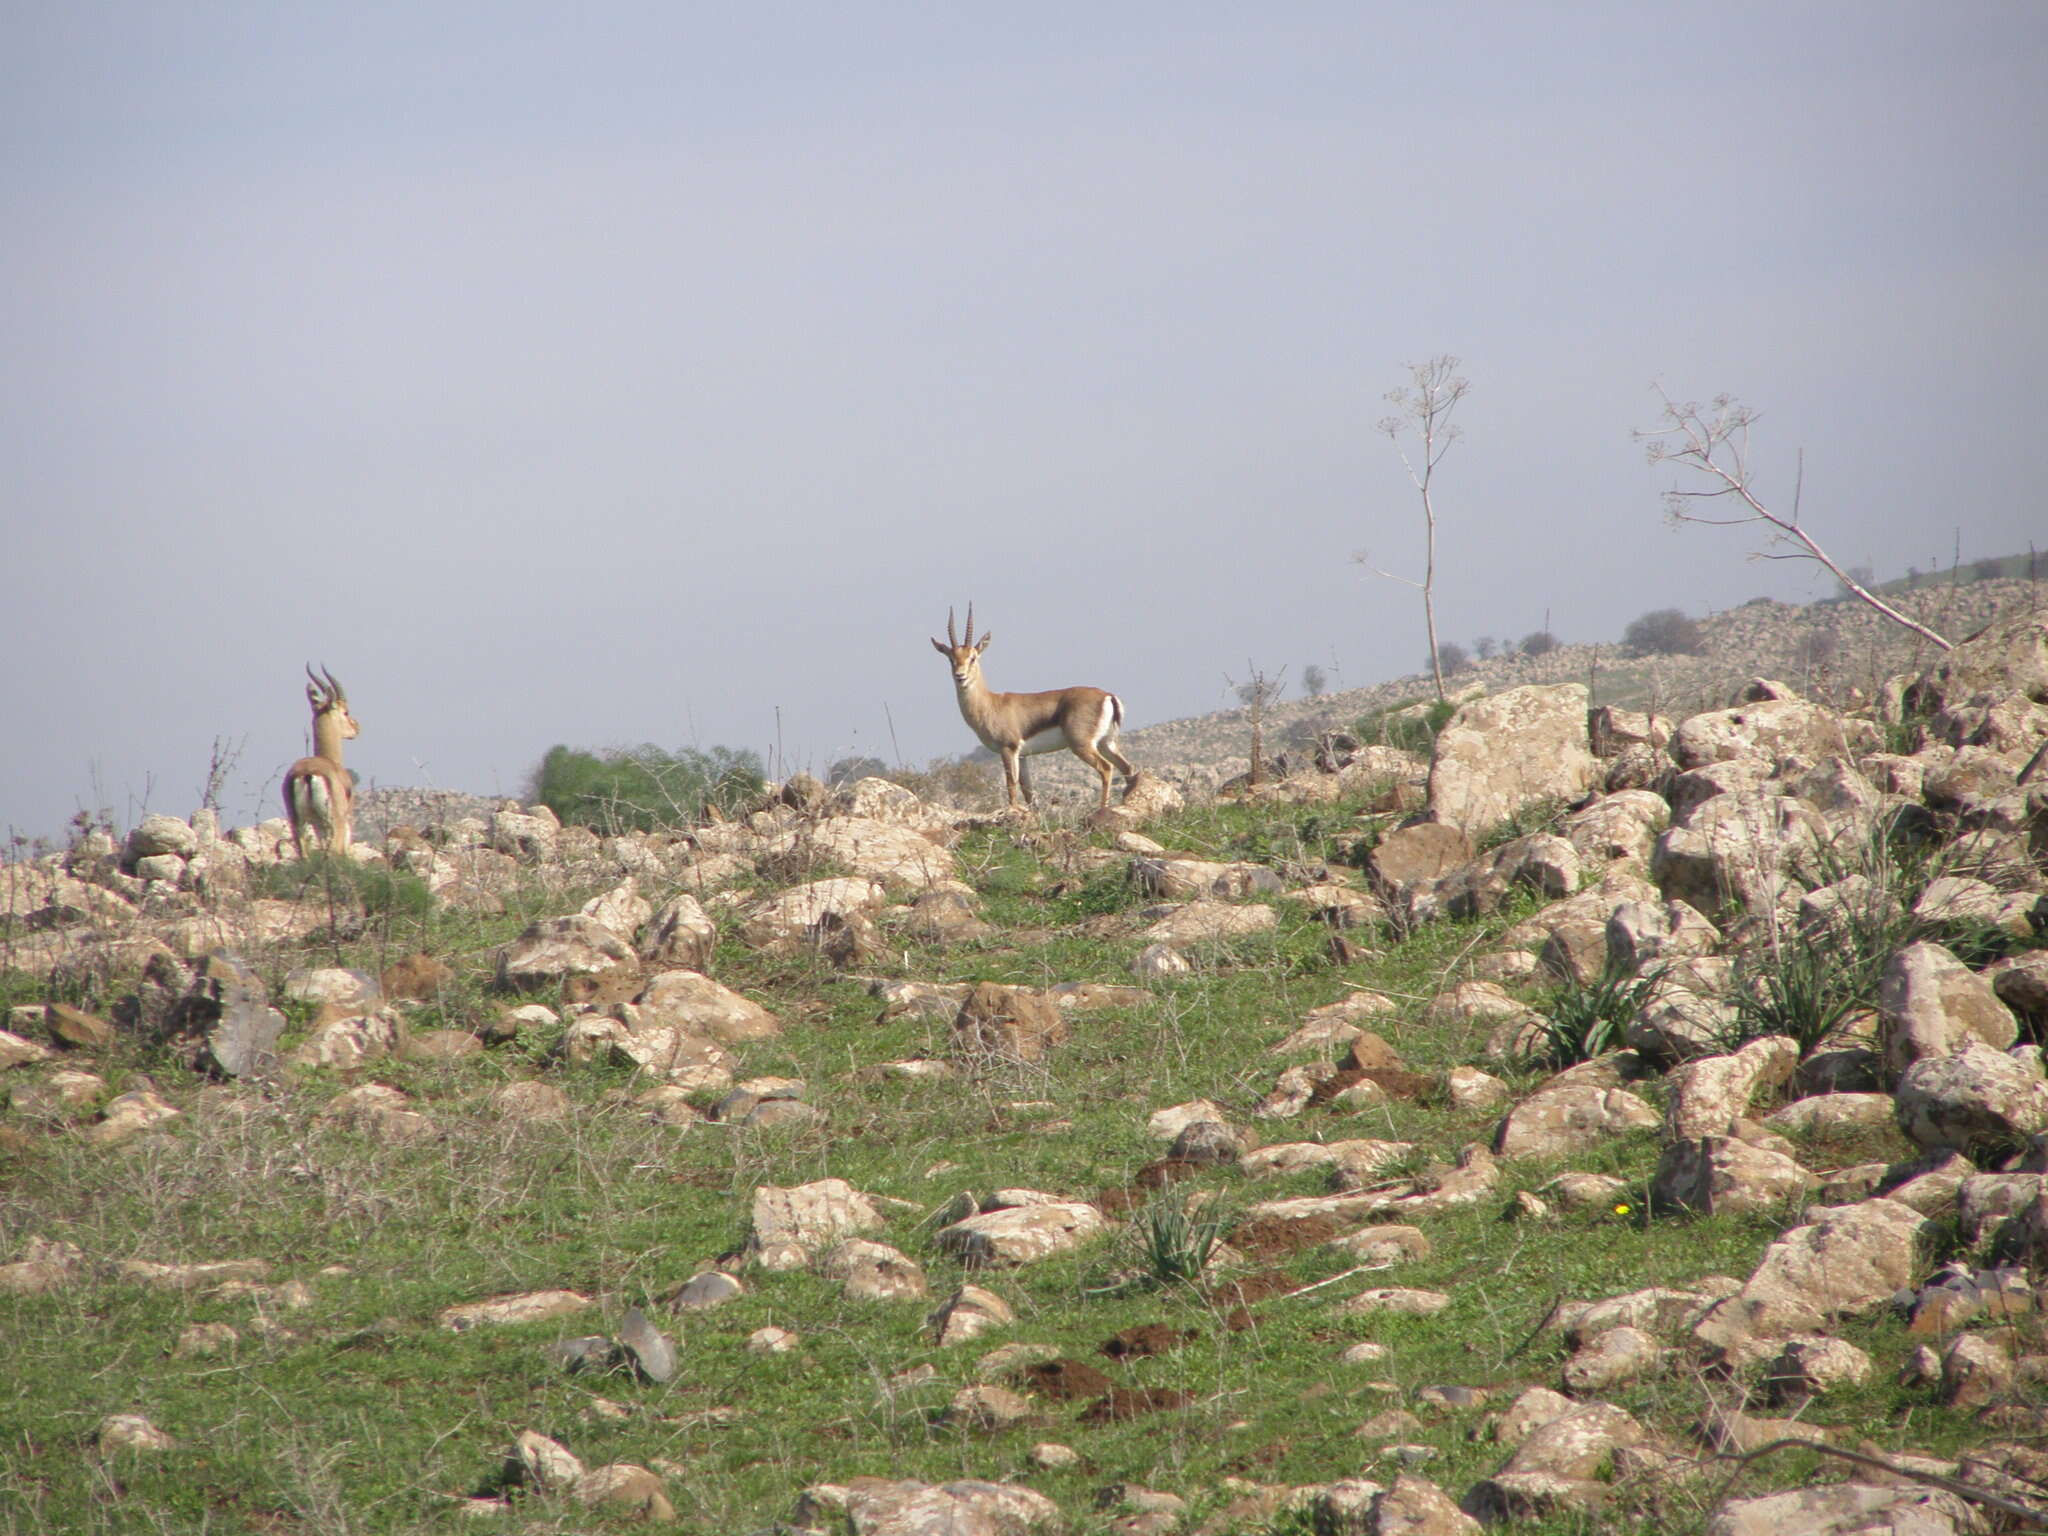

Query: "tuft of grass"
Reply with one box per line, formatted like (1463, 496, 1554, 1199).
(1534, 961, 1663, 1068)
(1136, 1192, 1228, 1286)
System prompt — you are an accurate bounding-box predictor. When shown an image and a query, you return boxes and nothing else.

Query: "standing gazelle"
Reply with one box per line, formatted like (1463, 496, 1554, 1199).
(931, 606, 1135, 810)
(283, 664, 360, 859)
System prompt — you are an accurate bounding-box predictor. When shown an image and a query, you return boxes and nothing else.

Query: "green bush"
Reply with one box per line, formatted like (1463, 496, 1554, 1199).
(1519, 629, 1560, 657)
(1357, 697, 1456, 755)
(527, 743, 764, 832)
(1622, 608, 1706, 656)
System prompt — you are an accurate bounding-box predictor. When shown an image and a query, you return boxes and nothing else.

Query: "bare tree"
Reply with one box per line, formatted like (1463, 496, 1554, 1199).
(1638, 387, 1952, 650)
(1225, 662, 1287, 789)
(1358, 355, 1469, 701)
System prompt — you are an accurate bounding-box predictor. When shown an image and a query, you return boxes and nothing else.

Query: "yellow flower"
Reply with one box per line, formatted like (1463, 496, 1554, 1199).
(1613, 1203, 1631, 1215)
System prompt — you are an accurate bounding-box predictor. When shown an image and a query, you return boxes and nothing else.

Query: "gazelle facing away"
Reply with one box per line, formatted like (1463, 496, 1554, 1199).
(284, 664, 359, 859)
(931, 606, 1135, 810)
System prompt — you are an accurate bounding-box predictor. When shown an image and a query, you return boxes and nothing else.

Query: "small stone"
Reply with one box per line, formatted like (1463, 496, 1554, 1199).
(616, 1306, 676, 1383)
(512, 1429, 584, 1492)
(97, 1414, 175, 1453)
(173, 1322, 239, 1358)
(1029, 1442, 1081, 1469)
(947, 1384, 1033, 1430)
(1339, 1288, 1451, 1317)
(439, 1289, 593, 1331)
(668, 1270, 743, 1310)
(746, 1326, 799, 1354)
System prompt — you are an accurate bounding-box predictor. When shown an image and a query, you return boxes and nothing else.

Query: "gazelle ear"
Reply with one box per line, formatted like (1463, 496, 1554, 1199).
(975, 633, 992, 653)
(931, 637, 951, 655)
(306, 682, 322, 706)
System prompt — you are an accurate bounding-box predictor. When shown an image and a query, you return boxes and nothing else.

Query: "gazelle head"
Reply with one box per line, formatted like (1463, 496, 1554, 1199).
(305, 663, 359, 741)
(929, 605, 993, 689)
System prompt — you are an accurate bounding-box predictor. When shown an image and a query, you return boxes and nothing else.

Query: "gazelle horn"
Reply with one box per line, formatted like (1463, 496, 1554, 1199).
(946, 608, 959, 648)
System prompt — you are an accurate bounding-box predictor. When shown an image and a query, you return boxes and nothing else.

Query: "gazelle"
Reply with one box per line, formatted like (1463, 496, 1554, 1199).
(931, 606, 1135, 810)
(283, 664, 359, 858)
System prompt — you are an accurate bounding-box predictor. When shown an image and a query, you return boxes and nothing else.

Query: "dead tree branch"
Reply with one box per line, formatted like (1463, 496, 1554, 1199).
(1636, 386, 1952, 650)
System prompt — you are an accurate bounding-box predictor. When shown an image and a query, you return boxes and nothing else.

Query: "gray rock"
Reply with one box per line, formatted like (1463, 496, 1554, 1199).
(1693, 1198, 1929, 1364)
(1706, 1482, 1975, 1536)
(1895, 1041, 2048, 1159)
(669, 1270, 743, 1310)
(1494, 1077, 1660, 1161)
(175, 953, 286, 1079)
(1652, 1137, 1810, 1217)
(615, 1306, 676, 1383)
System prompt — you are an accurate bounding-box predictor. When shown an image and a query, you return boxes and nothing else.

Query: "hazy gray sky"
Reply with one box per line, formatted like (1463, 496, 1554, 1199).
(4, 2, 2043, 840)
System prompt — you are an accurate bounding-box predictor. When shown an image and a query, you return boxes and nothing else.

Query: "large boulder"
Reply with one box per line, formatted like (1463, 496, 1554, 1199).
(1895, 1041, 2048, 1159)
(933, 1196, 1109, 1268)
(1426, 685, 1600, 839)
(638, 894, 717, 970)
(1671, 698, 1876, 770)
(634, 970, 780, 1043)
(495, 915, 637, 993)
(1879, 942, 2019, 1074)
(1905, 606, 2048, 746)
(1651, 1137, 1811, 1217)
(1693, 1198, 1930, 1363)
(1651, 791, 1826, 913)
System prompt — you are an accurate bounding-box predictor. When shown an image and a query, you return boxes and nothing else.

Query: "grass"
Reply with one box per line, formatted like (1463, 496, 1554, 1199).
(0, 784, 2022, 1534)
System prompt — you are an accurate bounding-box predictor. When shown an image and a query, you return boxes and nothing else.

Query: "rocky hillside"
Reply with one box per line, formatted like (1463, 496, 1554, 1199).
(0, 608, 2045, 1534)
(1067, 574, 2043, 799)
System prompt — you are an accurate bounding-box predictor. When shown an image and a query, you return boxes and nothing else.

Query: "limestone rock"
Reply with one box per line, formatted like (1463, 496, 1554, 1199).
(928, 1284, 1015, 1346)
(634, 969, 780, 1043)
(1672, 697, 1871, 769)
(1895, 1040, 2048, 1159)
(1561, 1326, 1666, 1393)
(439, 1289, 593, 1331)
(1706, 1482, 1976, 1536)
(494, 915, 637, 992)
(1880, 942, 2019, 1074)
(742, 876, 887, 949)
(822, 1239, 929, 1302)
(1494, 1078, 1660, 1161)
(1664, 1036, 1799, 1140)
(97, 1413, 175, 1453)
(638, 893, 717, 970)
(934, 1197, 1109, 1268)
(792, 1478, 1060, 1536)
(1761, 1335, 1873, 1404)
(1652, 1137, 1810, 1217)
(750, 1179, 884, 1264)
(1693, 1198, 1929, 1363)
(1138, 900, 1277, 944)
(1426, 685, 1600, 839)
